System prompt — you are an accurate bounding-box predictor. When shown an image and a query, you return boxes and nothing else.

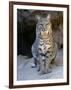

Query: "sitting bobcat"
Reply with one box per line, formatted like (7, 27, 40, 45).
(31, 14, 57, 74)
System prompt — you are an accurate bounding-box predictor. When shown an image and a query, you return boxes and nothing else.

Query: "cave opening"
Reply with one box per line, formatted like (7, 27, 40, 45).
(17, 10, 36, 57)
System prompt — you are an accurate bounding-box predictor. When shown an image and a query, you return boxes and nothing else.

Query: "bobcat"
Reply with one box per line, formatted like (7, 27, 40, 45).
(31, 14, 57, 74)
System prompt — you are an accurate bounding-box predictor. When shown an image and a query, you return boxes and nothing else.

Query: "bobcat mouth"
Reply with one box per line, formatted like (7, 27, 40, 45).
(40, 31, 49, 39)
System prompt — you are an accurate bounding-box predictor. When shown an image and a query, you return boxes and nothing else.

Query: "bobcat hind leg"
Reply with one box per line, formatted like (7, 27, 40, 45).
(50, 58, 56, 69)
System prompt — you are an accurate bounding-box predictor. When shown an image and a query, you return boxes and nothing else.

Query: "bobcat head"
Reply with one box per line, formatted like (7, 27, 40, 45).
(36, 14, 52, 39)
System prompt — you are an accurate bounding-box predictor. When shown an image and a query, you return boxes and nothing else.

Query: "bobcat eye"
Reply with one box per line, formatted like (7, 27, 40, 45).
(38, 24, 43, 30)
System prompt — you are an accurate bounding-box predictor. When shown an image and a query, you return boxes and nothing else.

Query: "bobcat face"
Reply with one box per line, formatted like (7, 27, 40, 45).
(36, 14, 52, 39)
(37, 19, 50, 33)
(36, 14, 51, 32)
(37, 20, 49, 31)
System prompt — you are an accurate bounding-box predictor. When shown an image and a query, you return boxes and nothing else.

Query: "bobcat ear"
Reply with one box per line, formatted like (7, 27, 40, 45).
(47, 14, 51, 21)
(35, 15, 41, 20)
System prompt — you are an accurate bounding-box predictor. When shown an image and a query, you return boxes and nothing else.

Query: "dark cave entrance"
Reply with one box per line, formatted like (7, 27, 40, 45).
(17, 15, 36, 57)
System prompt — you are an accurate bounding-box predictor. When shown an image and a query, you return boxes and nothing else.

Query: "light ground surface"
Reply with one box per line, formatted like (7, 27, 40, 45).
(17, 49, 63, 81)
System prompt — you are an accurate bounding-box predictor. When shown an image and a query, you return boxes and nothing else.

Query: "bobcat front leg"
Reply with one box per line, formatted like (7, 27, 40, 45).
(39, 56, 46, 75)
(39, 59, 45, 75)
(45, 59, 52, 73)
(49, 58, 56, 69)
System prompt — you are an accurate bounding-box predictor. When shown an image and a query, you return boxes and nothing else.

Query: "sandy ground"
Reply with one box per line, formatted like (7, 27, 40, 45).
(17, 49, 63, 81)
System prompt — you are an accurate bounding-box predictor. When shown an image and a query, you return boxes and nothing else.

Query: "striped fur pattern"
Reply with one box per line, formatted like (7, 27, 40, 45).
(32, 14, 57, 74)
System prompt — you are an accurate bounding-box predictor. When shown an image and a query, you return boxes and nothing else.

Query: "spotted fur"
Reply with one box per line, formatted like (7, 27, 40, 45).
(32, 14, 57, 74)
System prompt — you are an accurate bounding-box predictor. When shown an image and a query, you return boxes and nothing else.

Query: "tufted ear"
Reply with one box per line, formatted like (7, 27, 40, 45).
(35, 15, 41, 21)
(46, 14, 51, 21)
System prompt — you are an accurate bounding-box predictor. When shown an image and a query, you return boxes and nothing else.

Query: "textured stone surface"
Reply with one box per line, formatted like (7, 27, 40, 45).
(17, 49, 63, 81)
